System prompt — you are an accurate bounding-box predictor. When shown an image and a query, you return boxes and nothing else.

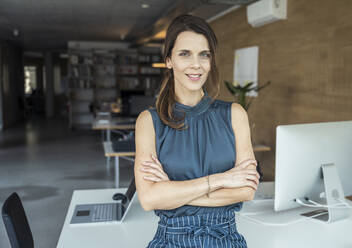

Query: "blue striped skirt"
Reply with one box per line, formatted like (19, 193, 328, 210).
(147, 211, 247, 248)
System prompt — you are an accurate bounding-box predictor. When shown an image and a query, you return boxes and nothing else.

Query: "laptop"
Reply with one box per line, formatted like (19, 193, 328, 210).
(70, 178, 136, 224)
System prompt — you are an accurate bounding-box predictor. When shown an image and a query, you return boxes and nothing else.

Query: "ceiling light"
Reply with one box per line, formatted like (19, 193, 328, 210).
(13, 29, 19, 36)
(141, 3, 150, 8)
(152, 63, 166, 68)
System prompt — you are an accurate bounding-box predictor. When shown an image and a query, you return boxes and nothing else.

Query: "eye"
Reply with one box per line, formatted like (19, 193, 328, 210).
(179, 51, 189, 56)
(200, 52, 211, 58)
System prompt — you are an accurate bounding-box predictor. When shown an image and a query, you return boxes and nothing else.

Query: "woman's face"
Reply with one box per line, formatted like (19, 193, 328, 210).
(166, 31, 211, 93)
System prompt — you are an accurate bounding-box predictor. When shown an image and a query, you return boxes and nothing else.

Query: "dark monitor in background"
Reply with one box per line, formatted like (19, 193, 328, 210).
(120, 90, 155, 117)
(129, 95, 156, 117)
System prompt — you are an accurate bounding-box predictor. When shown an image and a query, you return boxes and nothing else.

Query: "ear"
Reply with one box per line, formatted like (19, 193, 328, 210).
(165, 57, 172, 69)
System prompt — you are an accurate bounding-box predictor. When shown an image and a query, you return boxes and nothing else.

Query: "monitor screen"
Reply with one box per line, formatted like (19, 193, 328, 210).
(274, 120, 352, 213)
(129, 95, 155, 116)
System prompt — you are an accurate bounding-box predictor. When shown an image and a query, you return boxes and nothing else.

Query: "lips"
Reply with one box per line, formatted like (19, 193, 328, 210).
(186, 74, 202, 81)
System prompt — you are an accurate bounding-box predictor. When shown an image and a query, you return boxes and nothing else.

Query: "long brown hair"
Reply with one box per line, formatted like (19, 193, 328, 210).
(156, 14, 220, 129)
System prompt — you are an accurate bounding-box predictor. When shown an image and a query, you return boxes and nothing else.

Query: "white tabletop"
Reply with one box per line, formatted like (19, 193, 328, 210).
(57, 184, 352, 248)
(56, 188, 158, 248)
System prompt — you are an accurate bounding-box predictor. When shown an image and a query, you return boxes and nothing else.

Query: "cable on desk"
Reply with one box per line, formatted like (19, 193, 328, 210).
(311, 198, 352, 209)
(238, 211, 328, 226)
(295, 198, 352, 209)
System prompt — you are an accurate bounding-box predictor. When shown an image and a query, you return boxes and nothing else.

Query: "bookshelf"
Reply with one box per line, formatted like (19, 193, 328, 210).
(93, 51, 117, 113)
(67, 50, 94, 128)
(67, 46, 163, 128)
(137, 48, 163, 97)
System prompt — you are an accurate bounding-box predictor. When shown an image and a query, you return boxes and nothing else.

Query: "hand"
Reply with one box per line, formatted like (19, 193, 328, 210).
(221, 159, 260, 190)
(140, 154, 170, 182)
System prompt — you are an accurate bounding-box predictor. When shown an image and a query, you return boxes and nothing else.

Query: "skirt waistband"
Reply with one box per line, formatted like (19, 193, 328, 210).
(156, 211, 237, 239)
(158, 210, 236, 226)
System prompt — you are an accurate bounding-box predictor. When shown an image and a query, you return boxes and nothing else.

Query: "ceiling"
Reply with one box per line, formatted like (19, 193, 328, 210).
(0, 0, 250, 51)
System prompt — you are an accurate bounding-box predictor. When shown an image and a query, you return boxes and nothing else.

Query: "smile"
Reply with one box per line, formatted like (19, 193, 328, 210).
(186, 74, 202, 81)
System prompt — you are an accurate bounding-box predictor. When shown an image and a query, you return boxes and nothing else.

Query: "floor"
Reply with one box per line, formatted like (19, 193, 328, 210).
(0, 117, 134, 248)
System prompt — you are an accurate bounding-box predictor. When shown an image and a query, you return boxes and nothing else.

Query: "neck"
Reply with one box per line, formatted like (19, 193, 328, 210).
(174, 87, 204, 107)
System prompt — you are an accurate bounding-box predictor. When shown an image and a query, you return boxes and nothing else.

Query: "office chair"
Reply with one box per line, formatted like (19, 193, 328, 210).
(2, 192, 34, 248)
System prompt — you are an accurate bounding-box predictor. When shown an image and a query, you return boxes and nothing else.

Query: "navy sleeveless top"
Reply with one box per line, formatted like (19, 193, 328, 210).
(148, 94, 243, 218)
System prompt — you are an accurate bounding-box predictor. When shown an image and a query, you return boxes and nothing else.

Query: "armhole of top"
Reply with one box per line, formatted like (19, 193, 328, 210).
(147, 108, 159, 137)
(228, 103, 237, 151)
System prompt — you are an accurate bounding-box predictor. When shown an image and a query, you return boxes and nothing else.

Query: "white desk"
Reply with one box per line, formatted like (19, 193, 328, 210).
(57, 188, 158, 248)
(57, 184, 352, 248)
(92, 117, 135, 142)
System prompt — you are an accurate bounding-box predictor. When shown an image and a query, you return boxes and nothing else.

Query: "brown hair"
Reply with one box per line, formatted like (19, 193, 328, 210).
(156, 14, 220, 129)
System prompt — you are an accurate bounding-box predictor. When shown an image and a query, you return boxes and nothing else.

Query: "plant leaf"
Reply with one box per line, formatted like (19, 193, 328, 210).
(243, 82, 254, 90)
(255, 81, 271, 92)
(224, 81, 236, 95)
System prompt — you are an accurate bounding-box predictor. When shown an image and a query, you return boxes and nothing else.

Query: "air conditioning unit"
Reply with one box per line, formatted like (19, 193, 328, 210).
(247, 0, 287, 27)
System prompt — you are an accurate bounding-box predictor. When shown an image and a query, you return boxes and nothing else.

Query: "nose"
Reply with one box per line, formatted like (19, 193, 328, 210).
(191, 55, 201, 69)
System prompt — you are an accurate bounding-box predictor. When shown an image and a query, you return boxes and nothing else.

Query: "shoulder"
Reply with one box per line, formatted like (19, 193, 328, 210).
(231, 103, 247, 118)
(136, 109, 154, 131)
(230, 103, 249, 129)
(137, 109, 152, 122)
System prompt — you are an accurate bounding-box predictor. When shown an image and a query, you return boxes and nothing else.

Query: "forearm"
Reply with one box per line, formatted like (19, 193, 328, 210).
(187, 187, 255, 207)
(141, 173, 223, 211)
(186, 164, 257, 207)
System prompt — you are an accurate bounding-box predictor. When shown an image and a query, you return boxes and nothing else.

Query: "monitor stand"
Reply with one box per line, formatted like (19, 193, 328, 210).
(300, 163, 350, 223)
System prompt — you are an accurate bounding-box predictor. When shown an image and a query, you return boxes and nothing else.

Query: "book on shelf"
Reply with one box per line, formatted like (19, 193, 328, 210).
(139, 66, 161, 75)
(117, 65, 138, 75)
(97, 77, 116, 88)
(95, 64, 115, 76)
(115, 54, 138, 65)
(119, 77, 139, 90)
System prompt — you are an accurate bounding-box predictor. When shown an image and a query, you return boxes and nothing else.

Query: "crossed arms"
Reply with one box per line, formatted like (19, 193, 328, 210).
(134, 103, 259, 211)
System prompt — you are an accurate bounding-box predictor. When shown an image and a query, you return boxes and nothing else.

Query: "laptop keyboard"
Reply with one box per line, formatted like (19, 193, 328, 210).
(92, 204, 114, 222)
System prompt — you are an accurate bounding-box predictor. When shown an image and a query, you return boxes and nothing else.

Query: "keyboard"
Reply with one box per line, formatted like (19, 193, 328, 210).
(92, 203, 114, 222)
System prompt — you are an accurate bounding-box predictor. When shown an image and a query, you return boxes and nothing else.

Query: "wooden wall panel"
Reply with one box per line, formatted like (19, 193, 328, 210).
(211, 0, 352, 180)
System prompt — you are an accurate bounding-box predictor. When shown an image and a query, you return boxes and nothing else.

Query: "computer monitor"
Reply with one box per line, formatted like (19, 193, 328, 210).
(274, 120, 352, 222)
(129, 95, 156, 117)
(120, 90, 155, 117)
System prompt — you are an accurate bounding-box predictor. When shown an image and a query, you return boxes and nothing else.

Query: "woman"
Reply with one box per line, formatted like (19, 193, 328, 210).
(135, 14, 259, 248)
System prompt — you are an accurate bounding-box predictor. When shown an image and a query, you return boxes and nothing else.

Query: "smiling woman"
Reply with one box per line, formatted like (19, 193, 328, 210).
(156, 15, 220, 129)
(166, 31, 211, 96)
(134, 15, 259, 248)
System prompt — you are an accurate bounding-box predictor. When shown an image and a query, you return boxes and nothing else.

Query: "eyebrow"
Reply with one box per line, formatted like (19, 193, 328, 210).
(177, 49, 210, 53)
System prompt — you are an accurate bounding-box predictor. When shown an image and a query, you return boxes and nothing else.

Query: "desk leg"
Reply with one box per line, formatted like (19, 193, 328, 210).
(106, 156, 110, 167)
(107, 130, 111, 142)
(115, 156, 119, 188)
(106, 130, 111, 166)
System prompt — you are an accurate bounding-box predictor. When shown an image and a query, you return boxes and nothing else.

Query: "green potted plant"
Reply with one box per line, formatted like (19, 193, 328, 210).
(224, 80, 271, 111)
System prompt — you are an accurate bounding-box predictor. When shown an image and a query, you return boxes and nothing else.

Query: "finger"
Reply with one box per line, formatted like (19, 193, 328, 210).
(151, 154, 162, 166)
(245, 180, 258, 190)
(146, 163, 168, 179)
(246, 175, 259, 185)
(142, 160, 158, 167)
(142, 160, 162, 170)
(140, 166, 166, 179)
(143, 175, 162, 182)
(142, 161, 165, 174)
